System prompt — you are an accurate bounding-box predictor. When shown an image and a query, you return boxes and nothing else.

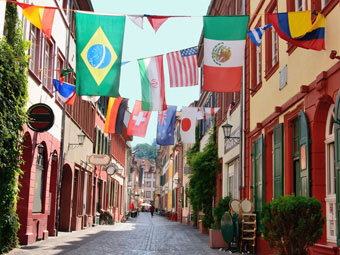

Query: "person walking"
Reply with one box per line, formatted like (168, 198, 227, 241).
(150, 204, 154, 217)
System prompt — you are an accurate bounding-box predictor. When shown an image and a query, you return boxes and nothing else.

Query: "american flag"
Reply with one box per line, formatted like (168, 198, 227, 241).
(166, 46, 198, 88)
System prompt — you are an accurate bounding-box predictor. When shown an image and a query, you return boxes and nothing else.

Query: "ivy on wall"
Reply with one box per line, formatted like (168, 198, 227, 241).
(0, 2, 29, 253)
(187, 125, 218, 228)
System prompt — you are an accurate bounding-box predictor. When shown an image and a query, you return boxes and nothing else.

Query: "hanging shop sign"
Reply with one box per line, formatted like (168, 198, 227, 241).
(27, 103, 55, 132)
(88, 154, 111, 165)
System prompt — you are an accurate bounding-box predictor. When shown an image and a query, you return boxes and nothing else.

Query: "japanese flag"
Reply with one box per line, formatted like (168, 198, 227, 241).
(180, 107, 198, 144)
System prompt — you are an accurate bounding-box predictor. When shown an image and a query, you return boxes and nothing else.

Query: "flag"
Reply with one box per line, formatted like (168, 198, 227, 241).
(127, 101, 151, 137)
(227, 101, 236, 120)
(145, 15, 169, 32)
(57, 68, 73, 84)
(75, 12, 125, 97)
(166, 46, 198, 88)
(204, 107, 220, 119)
(81, 95, 100, 103)
(105, 97, 123, 134)
(128, 15, 144, 29)
(197, 107, 205, 120)
(156, 105, 177, 146)
(11, 1, 56, 38)
(180, 107, 198, 144)
(138, 55, 167, 111)
(53, 79, 76, 105)
(203, 16, 249, 92)
(115, 98, 128, 134)
(268, 11, 325, 51)
(248, 24, 272, 47)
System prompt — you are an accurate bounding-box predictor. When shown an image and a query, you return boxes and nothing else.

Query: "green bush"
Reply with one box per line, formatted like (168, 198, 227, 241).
(0, 2, 29, 253)
(212, 196, 231, 228)
(262, 195, 325, 255)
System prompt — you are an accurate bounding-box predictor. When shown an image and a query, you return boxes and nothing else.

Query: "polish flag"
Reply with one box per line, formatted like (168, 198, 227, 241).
(180, 107, 198, 144)
(127, 100, 151, 137)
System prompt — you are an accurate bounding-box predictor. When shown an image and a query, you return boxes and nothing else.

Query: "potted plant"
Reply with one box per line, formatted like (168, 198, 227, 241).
(262, 195, 325, 255)
(209, 196, 231, 249)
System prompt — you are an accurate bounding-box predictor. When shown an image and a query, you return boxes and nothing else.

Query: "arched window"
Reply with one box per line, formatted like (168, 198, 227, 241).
(33, 144, 46, 213)
(325, 104, 336, 242)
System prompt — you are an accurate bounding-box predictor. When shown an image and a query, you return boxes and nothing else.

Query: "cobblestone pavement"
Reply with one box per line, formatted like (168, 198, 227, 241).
(8, 213, 240, 255)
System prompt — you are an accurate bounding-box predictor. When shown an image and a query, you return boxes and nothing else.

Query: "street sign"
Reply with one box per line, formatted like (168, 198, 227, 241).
(88, 154, 110, 165)
(27, 103, 54, 132)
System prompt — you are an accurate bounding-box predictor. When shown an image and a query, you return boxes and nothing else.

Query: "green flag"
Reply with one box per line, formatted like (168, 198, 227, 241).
(75, 12, 125, 97)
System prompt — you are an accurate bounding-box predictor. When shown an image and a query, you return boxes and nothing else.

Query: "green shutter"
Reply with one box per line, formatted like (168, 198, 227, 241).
(273, 123, 284, 198)
(181, 187, 184, 207)
(334, 90, 340, 246)
(298, 110, 311, 197)
(252, 140, 257, 203)
(108, 139, 111, 156)
(256, 134, 265, 213)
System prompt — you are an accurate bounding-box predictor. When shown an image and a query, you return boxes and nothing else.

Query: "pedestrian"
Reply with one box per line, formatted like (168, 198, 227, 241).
(150, 204, 154, 217)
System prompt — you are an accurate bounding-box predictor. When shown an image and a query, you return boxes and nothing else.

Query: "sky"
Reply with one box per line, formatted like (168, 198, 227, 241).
(92, 0, 211, 147)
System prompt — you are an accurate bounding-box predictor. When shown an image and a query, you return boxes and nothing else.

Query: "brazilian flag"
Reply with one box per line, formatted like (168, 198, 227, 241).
(75, 12, 125, 97)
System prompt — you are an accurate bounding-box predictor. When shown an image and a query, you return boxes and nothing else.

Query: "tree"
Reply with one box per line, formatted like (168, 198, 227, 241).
(262, 195, 325, 255)
(0, 2, 29, 253)
(133, 143, 157, 163)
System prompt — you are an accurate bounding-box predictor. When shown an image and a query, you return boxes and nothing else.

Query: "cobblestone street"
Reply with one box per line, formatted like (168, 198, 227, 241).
(8, 213, 230, 255)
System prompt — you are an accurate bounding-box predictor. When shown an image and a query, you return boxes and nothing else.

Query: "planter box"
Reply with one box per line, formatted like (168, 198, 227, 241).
(209, 228, 228, 249)
(198, 220, 209, 234)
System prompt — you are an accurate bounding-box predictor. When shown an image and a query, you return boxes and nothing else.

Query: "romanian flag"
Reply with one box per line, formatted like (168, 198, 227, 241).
(268, 11, 325, 51)
(9, 1, 56, 39)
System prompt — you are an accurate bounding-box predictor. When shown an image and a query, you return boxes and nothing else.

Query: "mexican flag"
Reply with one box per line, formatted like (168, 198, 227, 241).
(138, 55, 167, 111)
(203, 16, 249, 92)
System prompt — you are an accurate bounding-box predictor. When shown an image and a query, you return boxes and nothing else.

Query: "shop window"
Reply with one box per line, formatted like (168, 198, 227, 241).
(325, 105, 336, 242)
(33, 145, 46, 213)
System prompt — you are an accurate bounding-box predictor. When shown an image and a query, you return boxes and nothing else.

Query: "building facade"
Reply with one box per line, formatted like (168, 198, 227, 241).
(245, 0, 340, 254)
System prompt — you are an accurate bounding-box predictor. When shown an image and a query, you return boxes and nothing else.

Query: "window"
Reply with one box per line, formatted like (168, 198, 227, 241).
(33, 146, 46, 213)
(228, 161, 235, 198)
(251, 19, 262, 90)
(98, 97, 109, 116)
(295, 0, 306, 11)
(265, 1, 279, 78)
(147, 173, 151, 178)
(325, 105, 336, 242)
(29, 25, 41, 77)
(147, 181, 151, 187)
(153, 182, 156, 188)
(42, 38, 54, 92)
(146, 191, 151, 198)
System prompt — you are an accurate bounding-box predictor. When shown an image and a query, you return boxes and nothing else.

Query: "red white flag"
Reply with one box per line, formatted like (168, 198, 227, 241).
(204, 107, 220, 118)
(166, 46, 198, 88)
(127, 100, 151, 137)
(146, 15, 169, 32)
(180, 107, 198, 144)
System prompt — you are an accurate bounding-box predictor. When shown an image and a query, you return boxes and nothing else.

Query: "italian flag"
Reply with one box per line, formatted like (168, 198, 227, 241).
(138, 55, 167, 111)
(203, 16, 249, 92)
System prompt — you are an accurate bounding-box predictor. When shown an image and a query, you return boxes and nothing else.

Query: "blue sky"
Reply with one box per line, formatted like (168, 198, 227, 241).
(92, 0, 211, 147)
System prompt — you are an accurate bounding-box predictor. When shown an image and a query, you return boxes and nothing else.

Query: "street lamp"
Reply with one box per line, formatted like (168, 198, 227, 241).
(222, 123, 240, 142)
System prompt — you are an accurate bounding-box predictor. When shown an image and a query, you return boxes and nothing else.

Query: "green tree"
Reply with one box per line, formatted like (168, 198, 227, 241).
(262, 195, 325, 255)
(0, 2, 29, 253)
(188, 126, 218, 228)
(133, 143, 157, 163)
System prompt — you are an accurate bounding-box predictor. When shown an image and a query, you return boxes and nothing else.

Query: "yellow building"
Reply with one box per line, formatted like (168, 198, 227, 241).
(246, 0, 340, 253)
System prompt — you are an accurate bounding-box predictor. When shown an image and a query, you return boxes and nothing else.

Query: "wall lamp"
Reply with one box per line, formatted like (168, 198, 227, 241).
(330, 50, 340, 60)
(50, 151, 58, 163)
(68, 131, 85, 149)
(222, 123, 240, 142)
(35, 143, 44, 155)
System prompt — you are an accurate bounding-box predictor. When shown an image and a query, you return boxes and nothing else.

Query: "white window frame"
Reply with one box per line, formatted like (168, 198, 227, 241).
(271, 7, 278, 66)
(256, 45, 261, 85)
(325, 104, 336, 243)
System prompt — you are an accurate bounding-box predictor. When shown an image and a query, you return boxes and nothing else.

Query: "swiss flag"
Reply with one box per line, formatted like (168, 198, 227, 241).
(180, 107, 198, 144)
(127, 100, 151, 137)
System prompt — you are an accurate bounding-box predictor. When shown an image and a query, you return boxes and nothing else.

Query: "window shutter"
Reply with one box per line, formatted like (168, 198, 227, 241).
(273, 123, 284, 198)
(334, 90, 340, 246)
(181, 187, 184, 207)
(298, 110, 311, 197)
(255, 134, 265, 214)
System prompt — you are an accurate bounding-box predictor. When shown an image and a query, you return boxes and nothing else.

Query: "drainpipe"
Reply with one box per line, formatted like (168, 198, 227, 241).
(240, 0, 246, 199)
(55, 0, 73, 235)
